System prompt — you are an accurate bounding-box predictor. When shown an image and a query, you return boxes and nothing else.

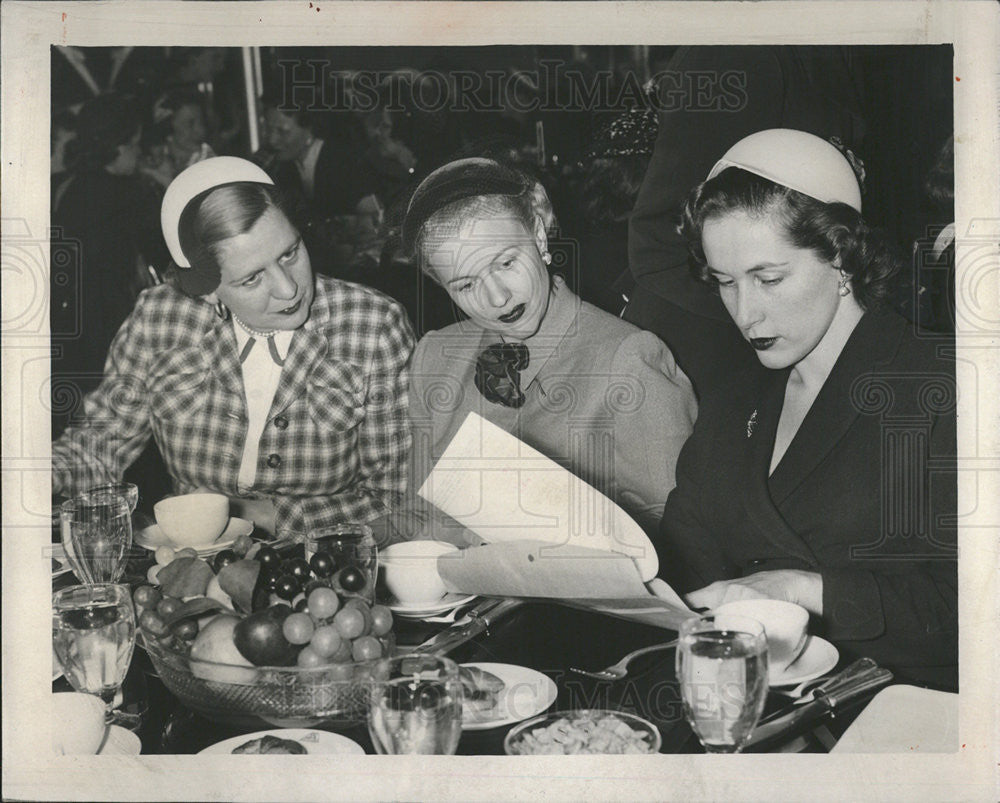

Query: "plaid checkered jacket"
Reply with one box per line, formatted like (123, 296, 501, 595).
(52, 276, 415, 537)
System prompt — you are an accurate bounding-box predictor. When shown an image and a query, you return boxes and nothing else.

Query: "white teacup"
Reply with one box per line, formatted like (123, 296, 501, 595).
(715, 599, 809, 674)
(379, 541, 459, 606)
(153, 493, 229, 547)
(52, 692, 107, 755)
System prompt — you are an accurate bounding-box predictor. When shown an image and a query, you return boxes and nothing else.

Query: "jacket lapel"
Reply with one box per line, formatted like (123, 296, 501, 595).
(268, 327, 328, 420)
(767, 310, 904, 505)
(738, 367, 821, 567)
(204, 318, 245, 393)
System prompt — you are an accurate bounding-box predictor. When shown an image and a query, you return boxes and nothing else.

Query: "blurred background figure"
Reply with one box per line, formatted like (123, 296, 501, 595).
(142, 88, 216, 188)
(562, 89, 659, 316)
(50, 108, 79, 194)
(162, 46, 244, 154)
(50, 93, 169, 437)
(908, 134, 955, 332)
(358, 106, 418, 212)
(255, 92, 380, 275)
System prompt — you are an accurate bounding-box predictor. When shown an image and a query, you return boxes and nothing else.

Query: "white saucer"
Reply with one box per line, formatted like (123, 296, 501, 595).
(460, 662, 558, 731)
(386, 592, 477, 619)
(135, 517, 254, 556)
(199, 728, 365, 755)
(769, 636, 839, 687)
(97, 725, 141, 755)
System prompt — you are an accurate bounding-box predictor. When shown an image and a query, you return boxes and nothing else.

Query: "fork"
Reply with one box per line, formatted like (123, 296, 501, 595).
(569, 640, 679, 681)
(421, 598, 480, 624)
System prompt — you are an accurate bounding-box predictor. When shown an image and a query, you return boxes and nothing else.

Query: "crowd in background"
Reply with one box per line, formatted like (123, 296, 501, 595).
(49, 44, 955, 437)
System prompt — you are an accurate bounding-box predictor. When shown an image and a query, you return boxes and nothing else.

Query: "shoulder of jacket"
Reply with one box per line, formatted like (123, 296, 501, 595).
(133, 283, 211, 325)
(313, 275, 410, 322)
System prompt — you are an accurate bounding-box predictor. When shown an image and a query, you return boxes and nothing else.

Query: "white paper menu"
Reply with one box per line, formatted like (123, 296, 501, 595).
(417, 412, 661, 582)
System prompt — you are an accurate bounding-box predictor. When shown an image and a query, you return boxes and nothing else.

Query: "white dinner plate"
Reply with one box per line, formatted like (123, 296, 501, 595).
(769, 636, 839, 687)
(386, 593, 477, 619)
(135, 517, 254, 556)
(97, 725, 142, 755)
(199, 728, 365, 755)
(460, 662, 558, 731)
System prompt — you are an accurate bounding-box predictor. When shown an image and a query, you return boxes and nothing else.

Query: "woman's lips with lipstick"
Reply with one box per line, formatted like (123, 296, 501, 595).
(277, 298, 302, 315)
(498, 303, 525, 323)
(749, 337, 778, 350)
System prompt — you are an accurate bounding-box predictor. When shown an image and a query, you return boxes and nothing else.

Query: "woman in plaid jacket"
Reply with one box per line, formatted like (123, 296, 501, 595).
(52, 157, 415, 538)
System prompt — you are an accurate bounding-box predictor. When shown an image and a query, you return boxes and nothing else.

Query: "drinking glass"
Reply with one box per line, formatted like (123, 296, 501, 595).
(52, 584, 137, 726)
(368, 654, 463, 755)
(60, 492, 133, 583)
(305, 524, 378, 603)
(85, 482, 139, 514)
(676, 613, 769, 753)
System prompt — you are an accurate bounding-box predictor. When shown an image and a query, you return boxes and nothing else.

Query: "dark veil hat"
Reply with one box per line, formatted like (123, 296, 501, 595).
(401, 157, 528, 257)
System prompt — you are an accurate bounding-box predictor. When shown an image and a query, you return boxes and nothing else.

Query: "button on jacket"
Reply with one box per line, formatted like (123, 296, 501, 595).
(52, 275, 415, 536)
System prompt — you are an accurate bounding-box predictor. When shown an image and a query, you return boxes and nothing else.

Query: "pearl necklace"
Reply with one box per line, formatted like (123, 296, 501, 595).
(232, 314, 279, 339)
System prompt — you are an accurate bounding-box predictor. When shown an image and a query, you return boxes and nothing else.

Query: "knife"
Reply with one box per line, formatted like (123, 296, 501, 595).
(788, 657, 879, 707)
(745, 660, 893, 749)
(415, 598, 524, 656)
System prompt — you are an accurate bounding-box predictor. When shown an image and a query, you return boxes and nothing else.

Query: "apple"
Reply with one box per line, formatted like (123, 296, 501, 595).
(189, 614, 257, 684)
(233, 606, 298, 666)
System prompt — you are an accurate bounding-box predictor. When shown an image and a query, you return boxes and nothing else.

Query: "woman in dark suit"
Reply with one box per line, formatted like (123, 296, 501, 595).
(657, 130, 957, 689)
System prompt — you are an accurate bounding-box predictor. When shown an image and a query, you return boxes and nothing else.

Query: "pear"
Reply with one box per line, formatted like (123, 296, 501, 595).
(189, 614, 257, 684)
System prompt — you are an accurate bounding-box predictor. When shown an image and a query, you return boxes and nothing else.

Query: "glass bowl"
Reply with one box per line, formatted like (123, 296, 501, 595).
(503, 708, 662, 755)
(140, 631, 395, 729)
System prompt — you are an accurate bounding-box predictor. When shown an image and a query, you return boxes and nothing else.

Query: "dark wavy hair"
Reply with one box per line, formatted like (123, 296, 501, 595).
(72, 93, 142, 172)
(680, 167, 899, 309)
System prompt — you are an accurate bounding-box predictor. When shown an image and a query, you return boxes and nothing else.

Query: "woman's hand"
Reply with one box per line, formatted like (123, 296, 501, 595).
(685, 570, 823, 616)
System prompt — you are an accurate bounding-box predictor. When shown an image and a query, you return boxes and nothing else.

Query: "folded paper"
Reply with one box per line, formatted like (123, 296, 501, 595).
(437, 541, 692, 631)
(419, 413, 691, 629)
(417, 412, 659, 581)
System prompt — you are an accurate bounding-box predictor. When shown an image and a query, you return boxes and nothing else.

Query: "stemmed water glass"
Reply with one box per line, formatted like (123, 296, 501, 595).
(60, 490, 133, 584)
(85, 482, 139, 514)
(367, 654, 464, 754)
(52, 583, 137, 726)
(676, 613, 769, 753)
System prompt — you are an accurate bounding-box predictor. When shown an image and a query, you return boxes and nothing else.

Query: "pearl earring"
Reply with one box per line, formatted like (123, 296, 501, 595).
(541, 250, 552, 266)
(838, 270, 851, 297)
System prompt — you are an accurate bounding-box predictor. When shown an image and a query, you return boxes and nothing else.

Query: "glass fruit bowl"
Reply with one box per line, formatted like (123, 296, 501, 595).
(503, 709, 662, 755)
(140, 631, 395, 729)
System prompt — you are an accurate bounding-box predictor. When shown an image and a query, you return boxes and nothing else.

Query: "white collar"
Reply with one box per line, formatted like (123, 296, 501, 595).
(232, 320, 295, 361)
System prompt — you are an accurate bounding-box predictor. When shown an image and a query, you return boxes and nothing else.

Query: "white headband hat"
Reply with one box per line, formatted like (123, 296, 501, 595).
(707, 128, 862, 213)
(160, 156, 274, 268)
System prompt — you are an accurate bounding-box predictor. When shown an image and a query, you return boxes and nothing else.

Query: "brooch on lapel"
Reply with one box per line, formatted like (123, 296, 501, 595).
(746, 409, 758, 439)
